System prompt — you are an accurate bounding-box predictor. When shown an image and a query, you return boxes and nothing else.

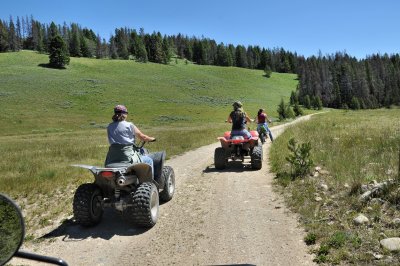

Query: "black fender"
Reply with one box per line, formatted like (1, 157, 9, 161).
(147, 151, 166, 188)
(125, 163, 153, 183)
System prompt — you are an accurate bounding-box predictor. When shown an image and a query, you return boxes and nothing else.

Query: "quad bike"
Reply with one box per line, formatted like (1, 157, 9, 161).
(72, 141, 175, 228)
(214, 130, 263, 170)
(0, 193, 68, 265)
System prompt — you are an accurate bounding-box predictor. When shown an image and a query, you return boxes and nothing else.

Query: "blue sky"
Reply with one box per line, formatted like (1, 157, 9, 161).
(1, 0, 399, 58)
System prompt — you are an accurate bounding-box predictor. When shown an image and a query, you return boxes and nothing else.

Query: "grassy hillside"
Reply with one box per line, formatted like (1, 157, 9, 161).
(270, 109, 400, 264)
(0, 50, 297, 235)
(0, 50, 296, 135)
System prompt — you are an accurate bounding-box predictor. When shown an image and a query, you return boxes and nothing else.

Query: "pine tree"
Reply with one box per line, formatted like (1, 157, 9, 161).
(109, 37, 118, 59)
(69, 24, 81, 57)
(135, 35, 148, 62)
(264, 65, 272, 78)
(290, 91, 299, 105)
(49, 35, 70, 68)
(277, 98, 287, 120)
(0, 20, 8, 52)
(162, 36, 171, 64)
(8, 17, 18, 51)
(304, 95, 311, 109)
(15, 16, 22, 50)
(293, 102, 304, 116)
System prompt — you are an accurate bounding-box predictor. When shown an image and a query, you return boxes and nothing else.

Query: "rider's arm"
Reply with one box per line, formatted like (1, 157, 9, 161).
(246, 114, 254, 123)
(133, 125, 155, 142)
(265, 113, 272, 123)
(227, 115, 232, 123)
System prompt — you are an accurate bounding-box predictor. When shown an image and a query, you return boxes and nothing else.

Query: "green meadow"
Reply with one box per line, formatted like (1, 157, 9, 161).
(0, 50, 297, 233)
(270, 109, 400, 264)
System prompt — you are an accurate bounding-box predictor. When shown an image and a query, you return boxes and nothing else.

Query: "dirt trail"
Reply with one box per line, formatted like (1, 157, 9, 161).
(10, 116, 315, 266)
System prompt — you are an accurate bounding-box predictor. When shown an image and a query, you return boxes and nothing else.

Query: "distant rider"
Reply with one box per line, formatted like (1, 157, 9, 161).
(255, 108, 273, 141)
(105, 105, 155, 177)
(227, 101, 253, 139)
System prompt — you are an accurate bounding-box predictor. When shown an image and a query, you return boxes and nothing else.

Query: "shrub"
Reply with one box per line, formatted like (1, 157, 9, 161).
(313, 96, 323, 110)
(350, 97, 361, 110)
(327, 231, 347, 248)
(286, 138, 313, 179)
(304, 95, 311, 109)
(304, 232, 317, 245)
(277, 99, 294, 121)
(293, 102, 304, 116)
(290, 90, 299, 105)
(264, 65, 272, 78)
(285, 104, 295, 119)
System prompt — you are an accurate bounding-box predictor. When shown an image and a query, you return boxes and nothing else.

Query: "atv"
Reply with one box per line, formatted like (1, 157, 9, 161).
(214, 130, 263, 170)
(72, 141, 175, 228)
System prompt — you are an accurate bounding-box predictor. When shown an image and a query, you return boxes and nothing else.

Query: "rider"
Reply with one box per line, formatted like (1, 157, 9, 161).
(227, 101, 253, 139)
(255, 108, 273, 141)
(105, 105, 155, 177)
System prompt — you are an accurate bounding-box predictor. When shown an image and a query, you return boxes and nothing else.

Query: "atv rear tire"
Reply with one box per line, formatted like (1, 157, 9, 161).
(129, 182, 159, 228)
(260, 133, 266, 144)
(159, 166, 175, 202)
(214, 147, 227, 169)
(251, 145, 263, 170)
(73, 183, 103, 226)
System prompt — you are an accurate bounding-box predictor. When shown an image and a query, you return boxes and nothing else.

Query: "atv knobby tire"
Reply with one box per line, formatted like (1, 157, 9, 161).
(214, 147, 227, 169)
(159, 166, 175, 202)
(259, 133, 266, 144)
(73, 183, 103, 226)
(128, 182, 159, 228)
(251, 145, 263, 170)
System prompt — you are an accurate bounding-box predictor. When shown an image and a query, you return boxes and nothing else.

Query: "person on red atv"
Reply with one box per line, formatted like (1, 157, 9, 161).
(227, 101, 253, 139)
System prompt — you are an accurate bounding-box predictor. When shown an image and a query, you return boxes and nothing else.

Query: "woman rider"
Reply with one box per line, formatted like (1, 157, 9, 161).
(227, 101, 253, 139)
(105, 105, 155, 177)
(255, 108, 273, 141)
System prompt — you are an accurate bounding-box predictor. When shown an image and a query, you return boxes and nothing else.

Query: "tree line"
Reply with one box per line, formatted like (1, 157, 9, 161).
(0, 15, 298, 73)
(2, 16, 400, 109)
(297, 52, 400, 109)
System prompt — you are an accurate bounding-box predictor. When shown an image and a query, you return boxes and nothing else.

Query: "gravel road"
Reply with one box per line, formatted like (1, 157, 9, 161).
(10, 116, 315, 266)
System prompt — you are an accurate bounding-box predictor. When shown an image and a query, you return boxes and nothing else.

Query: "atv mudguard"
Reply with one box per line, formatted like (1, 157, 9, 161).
(218, 131, 259, 149)
(147, 151, 166, 187)
(125, 163, 153, 183)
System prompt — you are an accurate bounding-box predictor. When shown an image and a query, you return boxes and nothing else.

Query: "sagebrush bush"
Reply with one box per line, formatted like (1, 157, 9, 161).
(285, 137, 313, 179)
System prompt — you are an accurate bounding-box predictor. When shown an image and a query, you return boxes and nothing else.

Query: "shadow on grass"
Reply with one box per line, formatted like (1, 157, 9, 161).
(40, 209, 148, 241)
(38, 63, 66, 70)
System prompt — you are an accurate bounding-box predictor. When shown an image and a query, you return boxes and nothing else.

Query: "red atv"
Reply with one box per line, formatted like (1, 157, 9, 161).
(214, 131, 263, 170)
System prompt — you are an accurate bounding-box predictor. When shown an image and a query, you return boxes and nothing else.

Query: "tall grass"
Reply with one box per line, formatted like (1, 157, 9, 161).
(270, 109, 400, 264)
(271, 109, 400, 183)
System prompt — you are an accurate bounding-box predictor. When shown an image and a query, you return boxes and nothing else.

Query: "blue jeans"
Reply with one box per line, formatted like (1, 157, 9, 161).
(257, 123, 273, 141)
(230, 129, 252, 139)
(140, 155, 154, 178)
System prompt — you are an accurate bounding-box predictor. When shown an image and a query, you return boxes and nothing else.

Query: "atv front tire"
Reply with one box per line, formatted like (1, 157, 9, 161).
(73, 183, 104, 226)
(129, 182, 159, 228)
(251, 145, 263, 170)
(214, 147, 227, 169)
(159, 166, 175, 202)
